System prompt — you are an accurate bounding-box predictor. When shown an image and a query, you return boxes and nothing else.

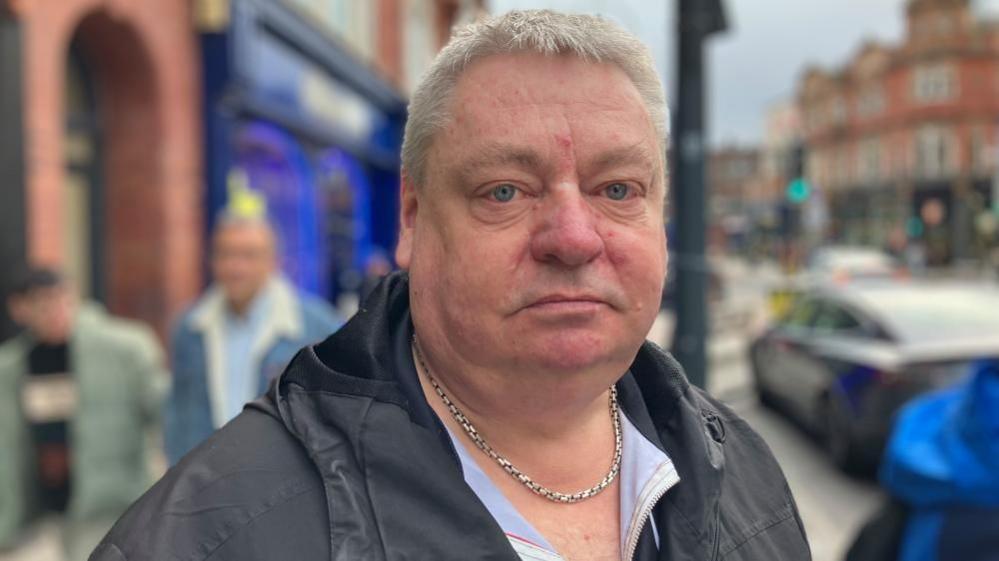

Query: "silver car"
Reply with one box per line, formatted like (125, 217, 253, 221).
(751, 279, 999, 471)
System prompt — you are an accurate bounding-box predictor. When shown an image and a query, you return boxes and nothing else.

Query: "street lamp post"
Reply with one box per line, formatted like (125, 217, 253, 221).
(671, 0, 727, 389)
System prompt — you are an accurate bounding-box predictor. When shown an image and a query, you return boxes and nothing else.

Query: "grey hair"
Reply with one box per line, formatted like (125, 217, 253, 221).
(401, 9, 668, 187)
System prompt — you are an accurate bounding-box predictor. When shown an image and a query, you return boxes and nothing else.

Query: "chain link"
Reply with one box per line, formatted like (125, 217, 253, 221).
(413, 339, 622, 504)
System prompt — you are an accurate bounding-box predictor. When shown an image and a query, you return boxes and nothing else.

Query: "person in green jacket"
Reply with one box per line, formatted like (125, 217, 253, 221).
(0, 268, 167, 560)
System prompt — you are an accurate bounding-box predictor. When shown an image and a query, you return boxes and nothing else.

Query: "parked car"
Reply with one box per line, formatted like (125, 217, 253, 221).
(750, 279, 999, 471)
(805, 246, 903, 281)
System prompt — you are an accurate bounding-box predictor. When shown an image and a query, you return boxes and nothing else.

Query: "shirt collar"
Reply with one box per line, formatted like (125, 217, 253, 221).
(443, 402, 680, 560)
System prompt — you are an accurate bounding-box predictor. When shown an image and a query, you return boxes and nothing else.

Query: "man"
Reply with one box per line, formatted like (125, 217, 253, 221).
(165, 211, 341, 463)
(0, 268, 166, 560)
(93, 10, 810, 560)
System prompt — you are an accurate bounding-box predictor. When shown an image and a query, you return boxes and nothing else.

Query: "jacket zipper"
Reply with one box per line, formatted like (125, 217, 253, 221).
(622, 463, 681, 561)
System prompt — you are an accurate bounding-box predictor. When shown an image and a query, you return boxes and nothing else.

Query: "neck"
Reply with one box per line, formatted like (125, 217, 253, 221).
(227, 298, 252, 317)
(412, 340, 620, 489)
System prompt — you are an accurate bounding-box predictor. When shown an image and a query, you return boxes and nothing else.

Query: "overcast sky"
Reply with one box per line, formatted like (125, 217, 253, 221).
(488, 0, 999, 147)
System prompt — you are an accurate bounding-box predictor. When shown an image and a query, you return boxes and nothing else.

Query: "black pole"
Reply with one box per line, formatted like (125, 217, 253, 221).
(0, 9, 26, 343)
(671, 0, 726, 388)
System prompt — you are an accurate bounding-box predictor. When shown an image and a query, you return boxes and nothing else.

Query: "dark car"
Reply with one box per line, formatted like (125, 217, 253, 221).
(750, 279, 999, 471)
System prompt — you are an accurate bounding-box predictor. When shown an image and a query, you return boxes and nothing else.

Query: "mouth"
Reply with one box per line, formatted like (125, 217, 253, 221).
(524, 294, 609, 312)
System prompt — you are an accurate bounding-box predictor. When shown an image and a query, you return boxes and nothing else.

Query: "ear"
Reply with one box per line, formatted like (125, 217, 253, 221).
(395, 173, 419, 270)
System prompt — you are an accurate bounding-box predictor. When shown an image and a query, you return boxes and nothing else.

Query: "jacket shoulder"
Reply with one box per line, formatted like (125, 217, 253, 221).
(0, 335, 27, 370)
(690, 388, 811, 559)
(92, 405, 329, 561)
(79, 306, 160, 354)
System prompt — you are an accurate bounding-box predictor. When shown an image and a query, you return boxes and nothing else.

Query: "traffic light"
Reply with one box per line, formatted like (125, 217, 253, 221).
(786, 143, 811, 204)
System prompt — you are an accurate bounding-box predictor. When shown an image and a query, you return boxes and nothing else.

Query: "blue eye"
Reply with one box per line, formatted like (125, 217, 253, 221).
(491, 184, 518, 203)
(605, 183, 630, 201)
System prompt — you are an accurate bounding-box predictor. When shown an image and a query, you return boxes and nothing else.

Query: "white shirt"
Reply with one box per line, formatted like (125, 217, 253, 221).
(445, 411, 680, 561)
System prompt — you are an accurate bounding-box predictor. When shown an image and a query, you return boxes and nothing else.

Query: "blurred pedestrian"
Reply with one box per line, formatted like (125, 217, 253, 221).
(0, 267, 167, 560)
(846, 359, 999, 561)
(94, 11, 809, 561)
(164, 210, 341, 464)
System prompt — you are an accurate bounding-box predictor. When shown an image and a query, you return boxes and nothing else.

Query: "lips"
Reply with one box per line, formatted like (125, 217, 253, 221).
(525, 294, 609, 312)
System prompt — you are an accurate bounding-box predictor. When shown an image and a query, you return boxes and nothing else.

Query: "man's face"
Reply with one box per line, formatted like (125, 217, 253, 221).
(397, 53, 668, 377)
(20, 286, 75, 344)
(211, 222, 277, 309)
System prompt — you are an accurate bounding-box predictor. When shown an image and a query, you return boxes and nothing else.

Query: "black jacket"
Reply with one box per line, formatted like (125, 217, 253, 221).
(91, 273, 811, 561)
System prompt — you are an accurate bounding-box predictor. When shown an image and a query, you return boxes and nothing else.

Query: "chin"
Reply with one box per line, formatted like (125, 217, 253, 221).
(523, 330, 632, 374)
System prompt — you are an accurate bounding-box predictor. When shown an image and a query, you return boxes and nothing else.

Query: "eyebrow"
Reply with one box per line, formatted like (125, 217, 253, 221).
(453, 143, 546, 181)
(449, 141, 659, 184)
(585, 144, 658, 177)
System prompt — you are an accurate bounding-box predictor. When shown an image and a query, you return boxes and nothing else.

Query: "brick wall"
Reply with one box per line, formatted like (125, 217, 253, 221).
(16, 0, 202, 340)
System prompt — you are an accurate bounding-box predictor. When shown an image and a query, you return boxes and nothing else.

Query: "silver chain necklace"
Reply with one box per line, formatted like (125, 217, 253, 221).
(412, 339, 622, 504)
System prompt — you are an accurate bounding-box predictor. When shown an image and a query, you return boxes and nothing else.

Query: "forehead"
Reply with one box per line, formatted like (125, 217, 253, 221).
(213, 221, 274, 247)
(431, 52, 658, 174)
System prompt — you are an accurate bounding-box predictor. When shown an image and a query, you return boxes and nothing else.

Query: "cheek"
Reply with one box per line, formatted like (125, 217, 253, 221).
(605, 227, 667, 295)
(411, 220, 527, 319)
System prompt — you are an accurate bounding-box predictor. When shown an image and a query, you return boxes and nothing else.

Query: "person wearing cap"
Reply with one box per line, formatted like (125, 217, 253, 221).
(164, 184, 342, 465)
(93, 10, 809, 561)
(0, 268, 167, 560)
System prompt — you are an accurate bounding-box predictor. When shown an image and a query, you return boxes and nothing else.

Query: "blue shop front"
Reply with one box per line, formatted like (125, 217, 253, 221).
(201, 0, 406, 303)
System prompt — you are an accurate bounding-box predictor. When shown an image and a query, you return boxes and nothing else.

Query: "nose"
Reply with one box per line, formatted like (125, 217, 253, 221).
(529, 187, 604, 267)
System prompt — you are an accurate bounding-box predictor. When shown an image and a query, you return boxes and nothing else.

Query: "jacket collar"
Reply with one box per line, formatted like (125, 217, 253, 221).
(189, 275, 303, 341)
(192, 275, 304, 427)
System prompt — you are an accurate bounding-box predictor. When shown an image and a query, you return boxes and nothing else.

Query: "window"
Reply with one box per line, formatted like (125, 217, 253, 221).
(915, 126, 956, 179)
(936, 14, 953, 36)
(913, 63, 957, 103)
(859, 138, 881, 183)
(972, 127, 991, 175)
(857, 88, 885, 118)
(830, 97, 848, 124)
(784, 298, 821, 329)
(812, 304, 864, 334)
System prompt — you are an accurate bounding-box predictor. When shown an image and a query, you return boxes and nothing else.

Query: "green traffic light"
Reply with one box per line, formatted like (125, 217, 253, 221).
(786, 178, 810, 203)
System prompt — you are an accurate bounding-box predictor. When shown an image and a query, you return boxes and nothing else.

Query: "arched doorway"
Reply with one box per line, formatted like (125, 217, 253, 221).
(65, 10, 163, 323)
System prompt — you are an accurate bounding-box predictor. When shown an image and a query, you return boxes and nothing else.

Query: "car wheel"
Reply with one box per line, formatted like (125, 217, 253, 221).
(750, 350, 778, 408)
(823, 392, 863, 473)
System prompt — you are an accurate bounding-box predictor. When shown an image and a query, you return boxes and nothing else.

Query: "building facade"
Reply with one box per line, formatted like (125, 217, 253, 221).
(798, 0, 999, 265)
(708, 146, 763, 252)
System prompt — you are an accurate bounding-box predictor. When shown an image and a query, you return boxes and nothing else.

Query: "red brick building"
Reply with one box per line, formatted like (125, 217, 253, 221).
(1, 0, 203, 339)
(708, 146, 764, 251)
(798, 0, 999, 264)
